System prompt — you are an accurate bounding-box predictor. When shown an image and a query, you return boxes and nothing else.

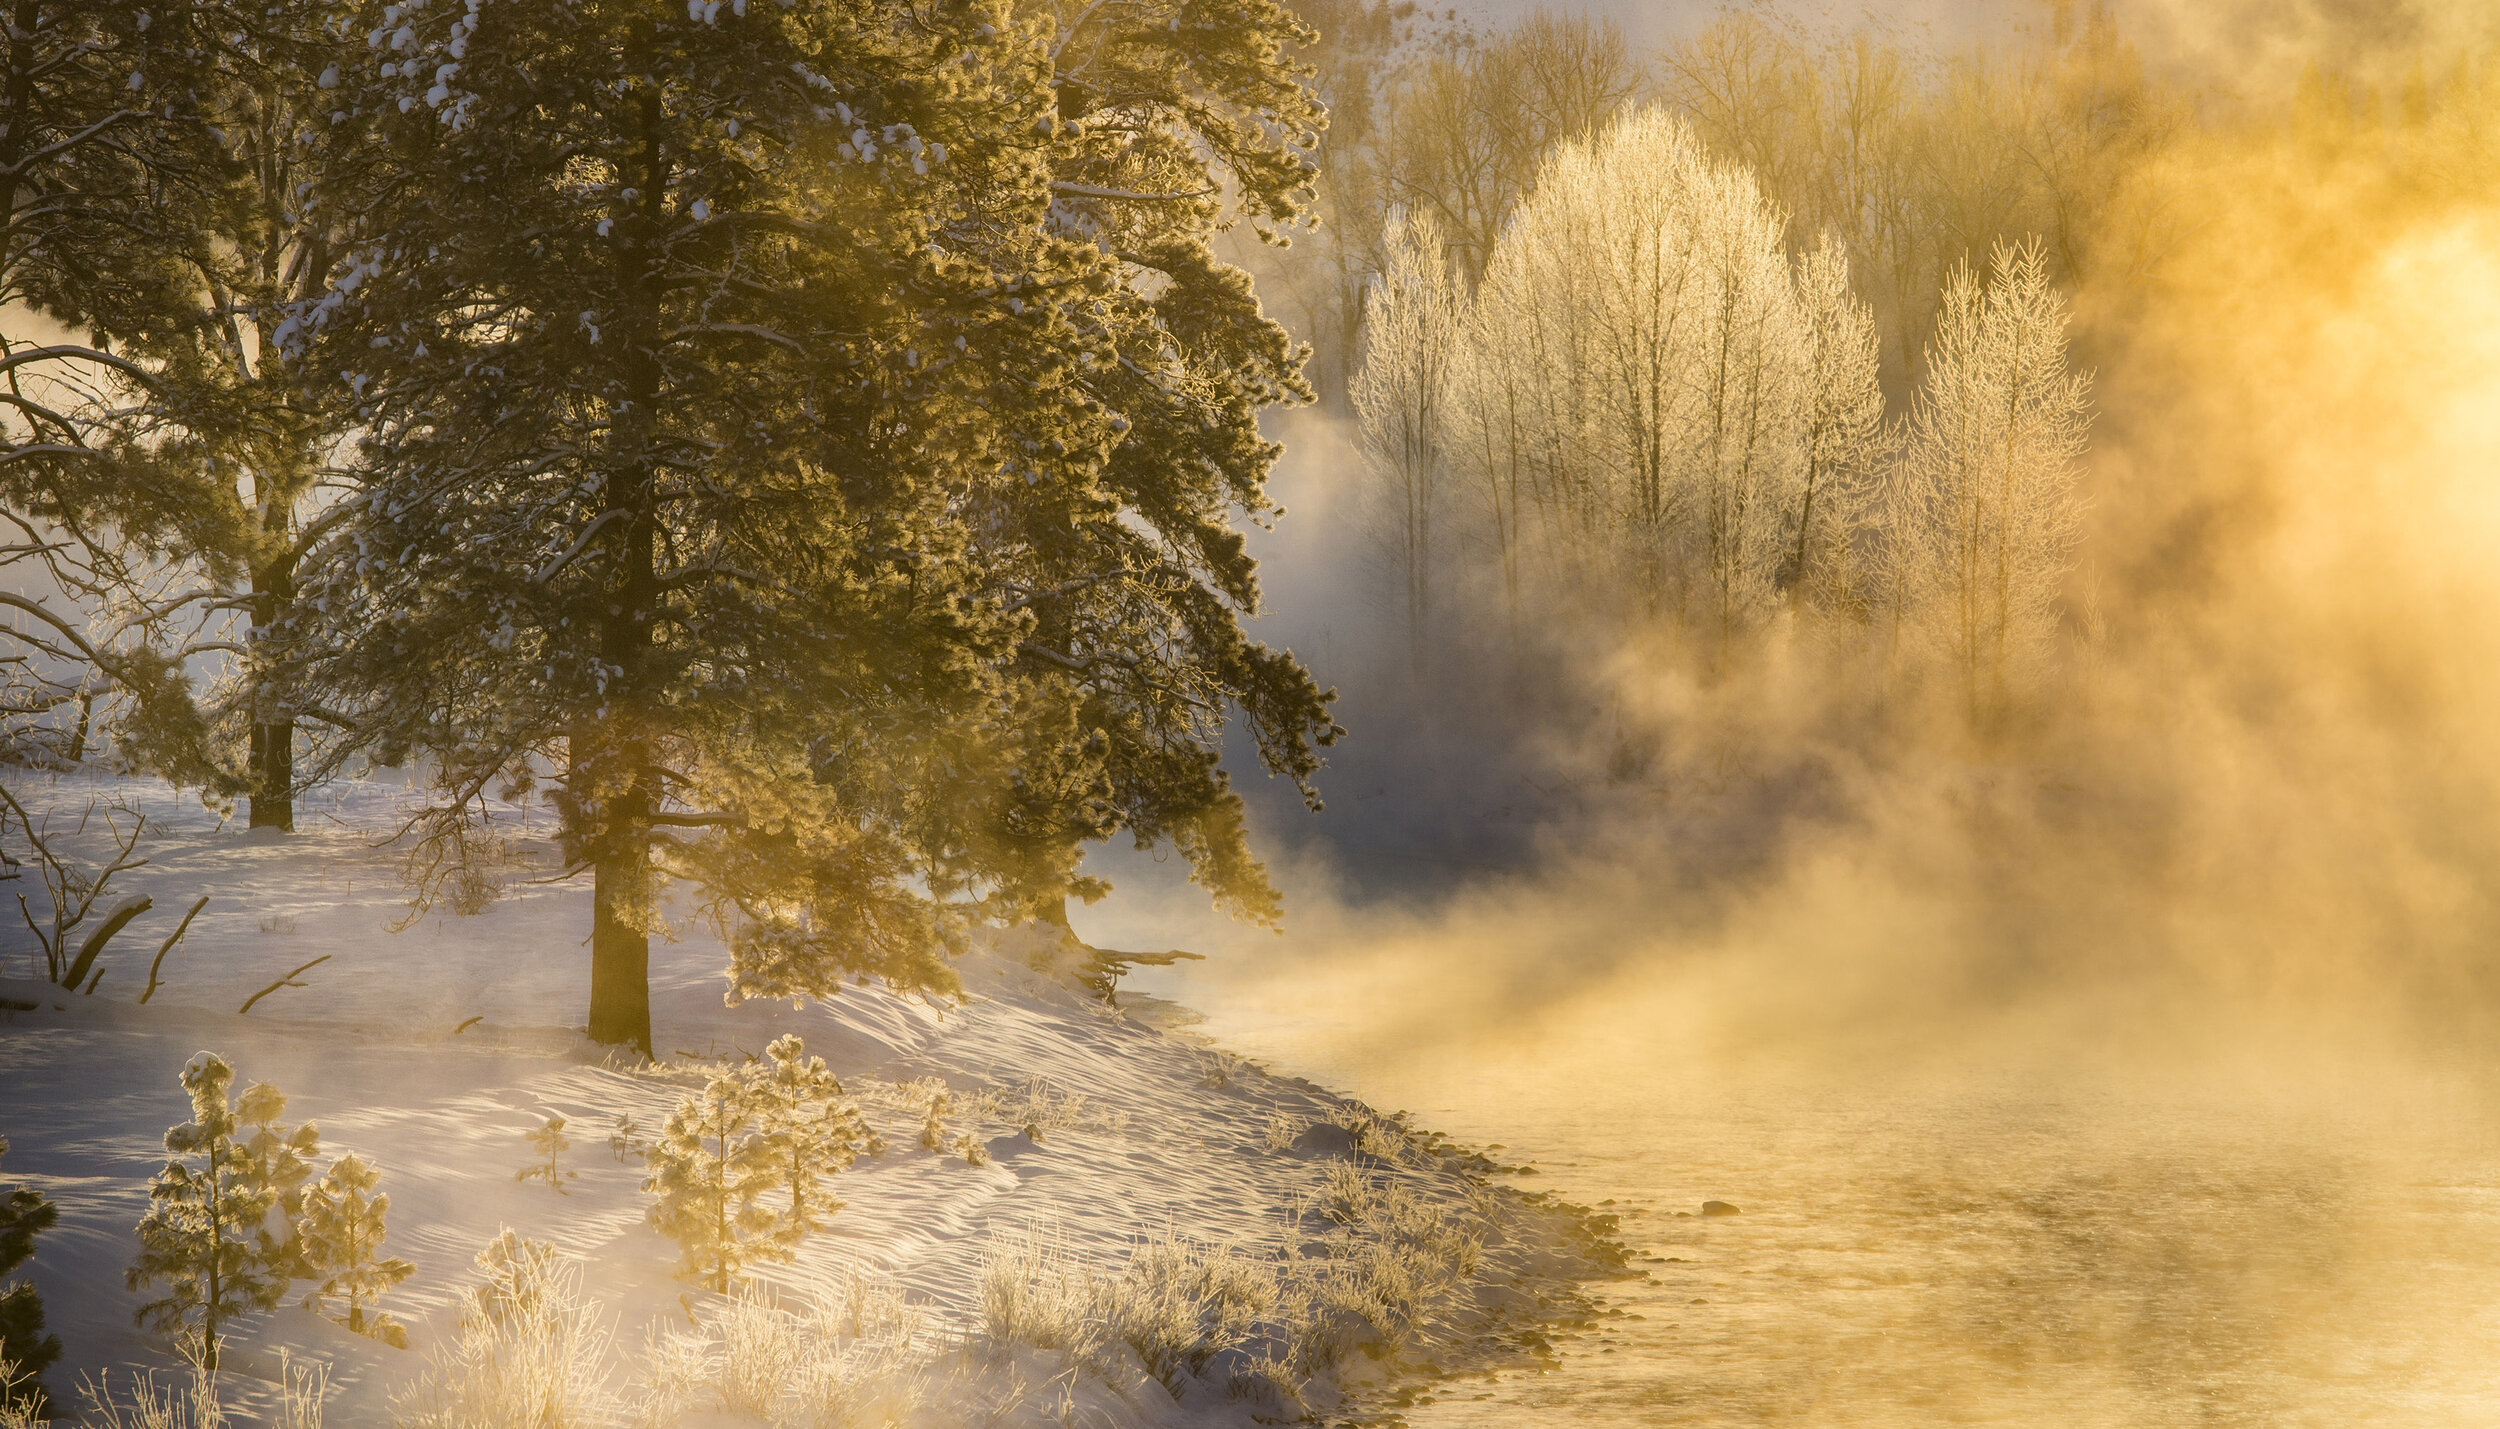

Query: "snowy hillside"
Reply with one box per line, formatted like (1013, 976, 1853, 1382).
(0, 776, 1617, 1427)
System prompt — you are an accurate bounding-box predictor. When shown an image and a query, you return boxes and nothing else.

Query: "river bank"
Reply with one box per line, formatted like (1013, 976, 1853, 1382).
(0, 775, 1620, 1426)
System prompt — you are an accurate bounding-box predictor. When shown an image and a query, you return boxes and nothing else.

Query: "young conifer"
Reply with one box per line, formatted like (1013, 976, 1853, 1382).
(517, 1117, 576, 1195)
(127, 1054, 291, 1367)
(745, 1036, 863, 1248)
(0, 1139, 62, 1420)
(644, 1078, 780, 1294)
(235, 1079, 322, 1276)
(295, 1154, 414, 1345)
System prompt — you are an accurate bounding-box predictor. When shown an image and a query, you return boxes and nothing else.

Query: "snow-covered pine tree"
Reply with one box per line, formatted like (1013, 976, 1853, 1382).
(517, 1116, 575, 1194)
(295, 1154, 414, 1345)
(745, 1035, 863, 1248)
(96, 0, 366, 830)
(0, 1143, 62, 1420)
(925, 0, 1339, 940)
(280, 0, 1336, 1051)
(127, 1054, 291, 1368)
(234, 1078, 322, 1276)
(645, 1076, 780, 1293)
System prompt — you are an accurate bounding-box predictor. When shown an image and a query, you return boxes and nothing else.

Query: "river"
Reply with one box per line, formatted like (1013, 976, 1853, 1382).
(1121, 947, 2500, 1428)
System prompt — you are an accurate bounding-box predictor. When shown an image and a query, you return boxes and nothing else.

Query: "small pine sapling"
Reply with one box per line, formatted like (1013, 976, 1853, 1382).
(0, 1135, 62, 1420)
(920, 1092, 950, 1152)
(235, 1079, 323, 1275)
(296, 1154, 415, 1345)
(127, 1054, 294, 1368)
(746, 1036, 864, 1250)
(608, 1115, 648, 1165)
(644, 1075, 781, 1293)
(517, 1116, 576, 1194)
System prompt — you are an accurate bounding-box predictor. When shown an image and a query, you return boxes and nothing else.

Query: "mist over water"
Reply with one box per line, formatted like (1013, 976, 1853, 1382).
(1071, 4, 2500, 1417)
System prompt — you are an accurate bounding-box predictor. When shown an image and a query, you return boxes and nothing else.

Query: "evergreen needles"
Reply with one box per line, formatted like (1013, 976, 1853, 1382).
(295, 1155, 415, 1346)
(644, 1036, 865, 1292)
(126, 1054, 414, 1361)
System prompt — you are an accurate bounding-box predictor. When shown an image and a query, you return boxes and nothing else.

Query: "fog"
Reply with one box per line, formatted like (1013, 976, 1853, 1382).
(1077, 0, 2500, 1097)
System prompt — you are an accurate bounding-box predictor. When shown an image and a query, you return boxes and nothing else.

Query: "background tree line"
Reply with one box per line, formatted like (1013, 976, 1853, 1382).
(1300, 1, 2495, 742)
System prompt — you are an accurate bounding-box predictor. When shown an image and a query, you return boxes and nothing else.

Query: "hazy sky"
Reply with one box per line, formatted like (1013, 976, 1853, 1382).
(1449, 0, 2027, 53)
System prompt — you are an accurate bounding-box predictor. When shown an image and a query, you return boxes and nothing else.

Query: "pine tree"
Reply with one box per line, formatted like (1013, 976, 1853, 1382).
(126, 1054, 291, 1368)
(278, 0, 1337, 1053)
(234, 1079, 322, 1276)
(517, 1117, 576, 1194)
(644, 1077, 780, 1294)
(0, 0, 258, 779)
(0, 1136, 62, 1421)
(744, 1036, 863, 1248)
(96, 0, 364, 829)
(295, 1154, 414, 1346)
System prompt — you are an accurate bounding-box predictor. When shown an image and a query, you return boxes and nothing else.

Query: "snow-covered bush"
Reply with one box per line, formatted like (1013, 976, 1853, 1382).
(1, 1142, 62, 1418)
(393, 1233, 612, 1429)
(1260, 1110, 1306, 1154)
(629, 1274, 927, 1429)
(979, 1228, 1285, 1400)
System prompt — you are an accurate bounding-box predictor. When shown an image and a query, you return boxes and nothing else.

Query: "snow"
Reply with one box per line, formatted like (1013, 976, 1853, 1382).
(0, 776, 1607, 1425)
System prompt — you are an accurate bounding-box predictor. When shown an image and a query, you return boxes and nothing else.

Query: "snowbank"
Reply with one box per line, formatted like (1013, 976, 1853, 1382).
(0, 777, 1618, 1425)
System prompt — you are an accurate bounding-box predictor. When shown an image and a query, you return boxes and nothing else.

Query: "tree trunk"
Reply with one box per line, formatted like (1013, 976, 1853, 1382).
(247, 718, 294, 831)
(588, 816, 653, 1055)
(587, 759, 655, 1049)
(247, 494, 297, 831)
(581, 58, 668, 1059)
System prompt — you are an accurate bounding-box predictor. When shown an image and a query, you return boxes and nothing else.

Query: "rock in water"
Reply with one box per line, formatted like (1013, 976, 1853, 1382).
(1701, 1200, 1742, 1217)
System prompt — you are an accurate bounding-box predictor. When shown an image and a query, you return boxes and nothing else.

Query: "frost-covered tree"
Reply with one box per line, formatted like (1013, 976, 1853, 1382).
(745, 1036, 862, 1248)
(127, 1054, 296, 1367)
(295, 1153, 414, 1345)
(1351, 212, 1461, 654)
(281, 0, 1336, 1055)
(1894, 240, 2091, 723)
(1378, 108, 1885, 645)
(234, 1078, 322, 1274)
(1789, 234, 1893, 613)
(0, 1137, 62, 1420)
(645, 1077, 780, 1293)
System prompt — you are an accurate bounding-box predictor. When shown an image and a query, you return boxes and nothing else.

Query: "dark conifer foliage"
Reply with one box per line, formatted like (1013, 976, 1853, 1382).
(0, 1133, 62, 1419)
(284, 0, 1336, 1051)
(0, 0, 258, 779)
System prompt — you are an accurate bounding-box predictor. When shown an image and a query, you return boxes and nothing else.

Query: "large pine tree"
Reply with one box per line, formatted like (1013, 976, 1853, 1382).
(284, 0, 1336, 1052)
(0, 0, 257, 779)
